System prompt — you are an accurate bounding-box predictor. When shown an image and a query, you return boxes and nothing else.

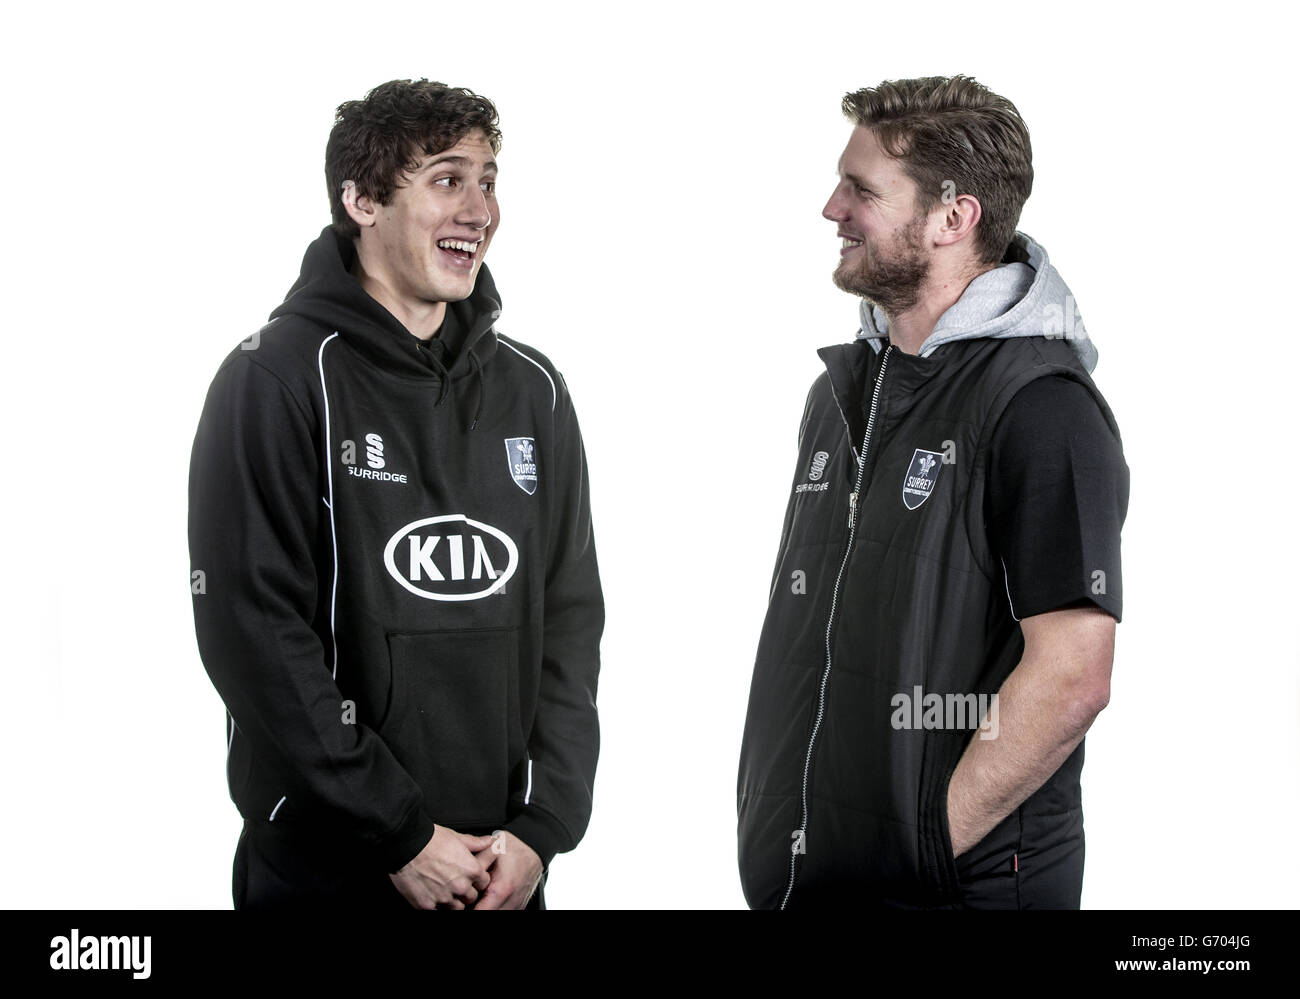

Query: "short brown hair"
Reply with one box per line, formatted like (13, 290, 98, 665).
(325, 79, 502, 239)
(842, 75, 1032, 265)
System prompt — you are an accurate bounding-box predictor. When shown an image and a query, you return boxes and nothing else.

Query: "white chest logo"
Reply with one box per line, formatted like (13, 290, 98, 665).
(364, 433, 385, 468)
(505, 437, 538, 495)
(383, 515, 519, 601)
(902, 449, 944, 510)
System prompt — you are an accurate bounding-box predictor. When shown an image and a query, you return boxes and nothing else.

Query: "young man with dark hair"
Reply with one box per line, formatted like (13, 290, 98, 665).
(737, 75, 1129, 909)
(189, 79, 603, 910)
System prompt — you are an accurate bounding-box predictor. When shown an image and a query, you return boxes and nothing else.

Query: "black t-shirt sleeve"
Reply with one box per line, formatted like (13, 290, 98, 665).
(985, 374, 1130, 622)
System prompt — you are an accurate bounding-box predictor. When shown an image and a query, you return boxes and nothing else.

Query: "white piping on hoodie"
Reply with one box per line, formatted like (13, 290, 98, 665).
(318, 333, 342, 680)
(499, 338, 556, 411)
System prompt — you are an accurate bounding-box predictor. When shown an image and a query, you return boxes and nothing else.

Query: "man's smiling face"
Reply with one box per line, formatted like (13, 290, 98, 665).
(823, 125, 934, 316)
(366, 129, 500, 310)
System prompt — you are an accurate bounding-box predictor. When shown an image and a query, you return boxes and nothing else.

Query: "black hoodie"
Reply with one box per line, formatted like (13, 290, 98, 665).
(189, 225, 604, 880)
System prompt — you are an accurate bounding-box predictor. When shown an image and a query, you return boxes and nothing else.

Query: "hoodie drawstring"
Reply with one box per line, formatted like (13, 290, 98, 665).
(468, 349, 484, 432)
(434, 363, 452, 406)
(428, 347, 485, 432)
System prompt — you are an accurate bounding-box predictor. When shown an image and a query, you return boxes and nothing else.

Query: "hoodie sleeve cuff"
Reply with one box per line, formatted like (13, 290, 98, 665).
(501, 808, 571, 871)
(379, 807, 437, 874)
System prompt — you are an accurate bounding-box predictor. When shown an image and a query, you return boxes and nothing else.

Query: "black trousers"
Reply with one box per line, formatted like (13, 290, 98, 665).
(233, 820, 546, 910)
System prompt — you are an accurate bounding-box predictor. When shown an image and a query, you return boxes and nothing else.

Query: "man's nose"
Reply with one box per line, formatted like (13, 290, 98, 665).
(461, 187, 492, 230)
(822, 184, 846, 223)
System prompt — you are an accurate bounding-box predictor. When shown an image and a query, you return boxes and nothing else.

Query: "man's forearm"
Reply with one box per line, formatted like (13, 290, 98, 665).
(945, 607, 1114, 857)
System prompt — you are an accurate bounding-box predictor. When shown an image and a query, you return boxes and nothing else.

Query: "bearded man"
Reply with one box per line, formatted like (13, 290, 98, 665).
(736, 75, 1129, 909)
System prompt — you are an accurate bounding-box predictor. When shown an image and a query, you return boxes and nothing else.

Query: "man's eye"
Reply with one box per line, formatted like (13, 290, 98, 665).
(481, 180, 496, 195)
(434, 176, 458, 188)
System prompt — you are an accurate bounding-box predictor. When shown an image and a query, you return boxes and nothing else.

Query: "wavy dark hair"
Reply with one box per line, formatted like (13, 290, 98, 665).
(842, 75, 1032, 265)
(325, 79, 502, 238)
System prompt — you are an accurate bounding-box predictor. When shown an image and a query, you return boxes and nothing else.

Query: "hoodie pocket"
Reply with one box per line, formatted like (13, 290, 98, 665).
(383, 628, 518, 829)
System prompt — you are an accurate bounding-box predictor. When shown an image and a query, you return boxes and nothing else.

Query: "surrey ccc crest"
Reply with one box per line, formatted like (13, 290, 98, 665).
(902, 449, 944, 510)
(505, 437, 538, 495)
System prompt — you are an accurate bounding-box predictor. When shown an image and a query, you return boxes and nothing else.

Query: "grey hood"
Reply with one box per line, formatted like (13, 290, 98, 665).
(855, 231, 1098, 373)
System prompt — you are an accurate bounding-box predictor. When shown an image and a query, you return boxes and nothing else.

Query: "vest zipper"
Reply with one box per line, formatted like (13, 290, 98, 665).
(781, 343, 893, 910)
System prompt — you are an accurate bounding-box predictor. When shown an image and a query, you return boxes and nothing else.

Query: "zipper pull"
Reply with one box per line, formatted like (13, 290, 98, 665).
(848, 491, 858, 530)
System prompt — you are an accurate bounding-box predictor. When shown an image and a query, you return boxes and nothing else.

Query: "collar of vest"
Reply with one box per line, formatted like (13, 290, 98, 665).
(817, 340, 953, 447)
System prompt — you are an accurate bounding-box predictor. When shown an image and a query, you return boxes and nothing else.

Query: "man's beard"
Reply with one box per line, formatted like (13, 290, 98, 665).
(832, 213, 931, 317)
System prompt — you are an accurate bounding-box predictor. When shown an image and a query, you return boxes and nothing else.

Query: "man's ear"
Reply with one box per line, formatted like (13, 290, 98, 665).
(341, 180, 379, 229)
(934, 192, 982, 248)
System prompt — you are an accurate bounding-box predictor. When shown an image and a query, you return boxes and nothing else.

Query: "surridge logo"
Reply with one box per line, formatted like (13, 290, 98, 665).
(365, 433, 385, 469)
(902, 448, 944, 510)
(505, 437, 538, 495)
(795, 448, 831, 494)
(383, 515, 519, 601)
(341, 432, 408, 484)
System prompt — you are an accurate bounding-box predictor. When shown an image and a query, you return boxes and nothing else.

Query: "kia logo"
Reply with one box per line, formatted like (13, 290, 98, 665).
(383, 515, 519, 601)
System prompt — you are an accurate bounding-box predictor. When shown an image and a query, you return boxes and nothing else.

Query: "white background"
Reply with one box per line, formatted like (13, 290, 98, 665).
(1, 0, 1295, 909)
